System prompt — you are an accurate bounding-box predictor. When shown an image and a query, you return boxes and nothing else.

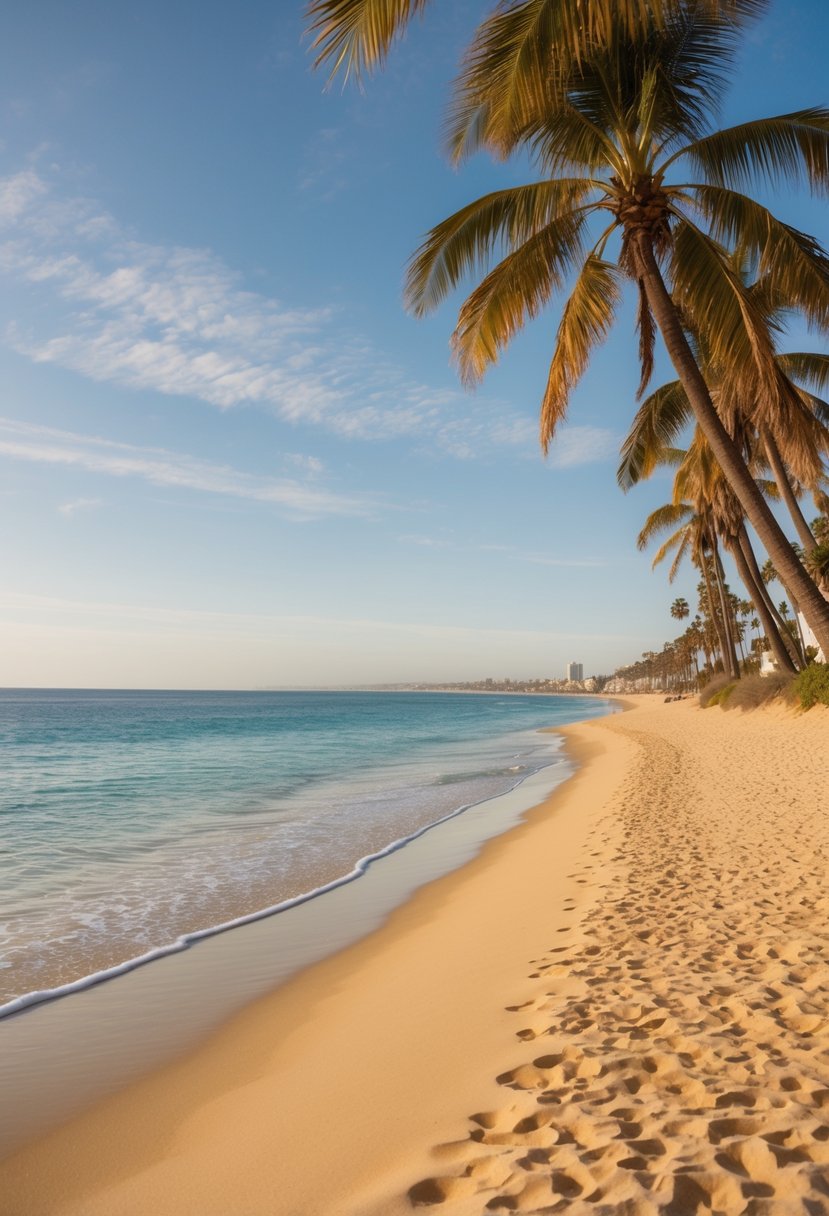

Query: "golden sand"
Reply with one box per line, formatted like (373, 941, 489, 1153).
(1, 695, 828, 1215)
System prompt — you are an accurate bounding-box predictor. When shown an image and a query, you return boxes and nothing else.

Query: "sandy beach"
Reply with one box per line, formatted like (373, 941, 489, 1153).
(2, 694, 829, 1215)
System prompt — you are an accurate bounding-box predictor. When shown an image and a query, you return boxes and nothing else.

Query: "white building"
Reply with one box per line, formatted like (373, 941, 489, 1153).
(798, 612, 826, 663)
(566, 661, 584, 682)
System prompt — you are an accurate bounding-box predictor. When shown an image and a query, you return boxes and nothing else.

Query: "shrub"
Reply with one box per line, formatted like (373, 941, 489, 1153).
(793, 662, 829, 710)
(699, 674, 735, 708)
(722, 672, 795, 711)
(707, 682, 737, 707)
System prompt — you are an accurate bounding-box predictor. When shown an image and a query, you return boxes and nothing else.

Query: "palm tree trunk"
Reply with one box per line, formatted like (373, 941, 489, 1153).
(712, 540, 740, 677)
(728, 536, 798, 675)
(700, 555, 728, 673)
(737, 525, 802, 665)
(761, 429, 818, 552)
(787, 593, 809, 664)
(632, 232, 829, 657)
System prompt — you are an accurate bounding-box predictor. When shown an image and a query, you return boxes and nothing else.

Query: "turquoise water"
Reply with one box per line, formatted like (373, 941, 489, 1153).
(0, 689, 612, 1010)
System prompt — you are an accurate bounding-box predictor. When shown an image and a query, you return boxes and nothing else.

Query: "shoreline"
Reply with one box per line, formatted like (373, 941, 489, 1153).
(1, 689, 614, 1017)
(3, 695, 827, 1215)
(0, 738, 572, 1023)
(0, 707, 618, 1163)
(0, 710, 630, 1214)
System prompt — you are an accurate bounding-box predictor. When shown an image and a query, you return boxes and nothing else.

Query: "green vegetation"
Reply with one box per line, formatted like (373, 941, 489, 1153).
(694, 665, 829, 712)
(793, 663, 829, 710)
(722, 673, 795, 711)
(699, 675, 737, 708)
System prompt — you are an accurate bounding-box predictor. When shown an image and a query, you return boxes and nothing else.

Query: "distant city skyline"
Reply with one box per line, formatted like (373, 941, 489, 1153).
(0, 2, 825, 687)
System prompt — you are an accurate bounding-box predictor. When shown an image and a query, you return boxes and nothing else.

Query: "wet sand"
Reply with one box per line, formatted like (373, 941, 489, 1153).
(2, 695, 828, 1215)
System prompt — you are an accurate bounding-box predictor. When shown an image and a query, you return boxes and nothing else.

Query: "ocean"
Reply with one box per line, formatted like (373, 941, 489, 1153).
(0, 688, 614, 1014)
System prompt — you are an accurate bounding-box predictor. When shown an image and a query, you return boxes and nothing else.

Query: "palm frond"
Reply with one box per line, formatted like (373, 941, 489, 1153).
(449, 0, 766, 152)
(620, 6, 742, 147)
(690, 185, 829, 329)
(450, 214, 591, 386)
(668, 216, 779, 391)
(307, 0, 431, 82)
(445, 0, 559, 163)
(667, 530, 692, 581)
(539, 254, 621, 451)
(448, 0, 759, 164)
(405, 181, 591, 317)
(778, 352, 829, 394)
(673, 110, 829, 194)
(529, 107, 621, 175)
(635, 278, 656, 399)
(618, 379, 691, 489)
(674, 438, 720, 506)
(658, 446, 689, 467)
(797, 388, 829, 431)
(637, 502, 693, 550)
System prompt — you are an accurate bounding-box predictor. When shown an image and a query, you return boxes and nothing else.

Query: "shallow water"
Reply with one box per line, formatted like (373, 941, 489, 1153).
(1, 689, 612, 1009)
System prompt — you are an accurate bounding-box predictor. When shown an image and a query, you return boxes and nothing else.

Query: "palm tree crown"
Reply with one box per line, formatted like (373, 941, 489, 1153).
(403, 4, 829, 652)
(307, 0, 767, 84)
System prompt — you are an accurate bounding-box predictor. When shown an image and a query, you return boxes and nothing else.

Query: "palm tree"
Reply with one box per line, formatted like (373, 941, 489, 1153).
(617, 337, 829, 657)
(670, 596, 689, 621)
(638, 433, 801, 673)
(638, 498, 741, 677)
(307, 0, 766, 83)
(617, 336, 829, 574)
(403, 6, 829, 655)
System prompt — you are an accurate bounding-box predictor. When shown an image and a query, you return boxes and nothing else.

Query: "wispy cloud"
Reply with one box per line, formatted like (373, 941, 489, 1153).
(398, 532, 608, 567)
(283, 452, 324, 476)
(518, 553, 607, 568)
(0, 167, 616, 466)
(57, 495, 102, 517)
(0, 418, 377, 518)
(0, 589, 622, 641)
(398, 533, 452, 548)
(546, 425, 619, 468)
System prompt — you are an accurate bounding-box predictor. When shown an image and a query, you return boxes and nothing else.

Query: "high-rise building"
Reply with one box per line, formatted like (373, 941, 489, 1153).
(566, 661, 584, 682)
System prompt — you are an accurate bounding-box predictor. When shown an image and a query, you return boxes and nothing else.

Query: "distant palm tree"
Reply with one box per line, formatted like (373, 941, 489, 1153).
(750, 614, 762, 647)
(638, 434, 800, 673)
(670, 596, 689, 621)
(638, 498, 741, 677)
(403, 6, 829, 655)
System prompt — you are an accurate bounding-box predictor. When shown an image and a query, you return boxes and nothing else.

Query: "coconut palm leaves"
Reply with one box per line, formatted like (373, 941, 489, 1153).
(307, 0, 768, 85)
(408, 18, 829, 409)
(617, 345, 829, 571)
(671, 596, 690, 621)
(403, 5, 829, 653)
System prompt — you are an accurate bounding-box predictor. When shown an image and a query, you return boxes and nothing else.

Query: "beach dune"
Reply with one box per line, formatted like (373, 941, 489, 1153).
(2, 696, 829, 1215)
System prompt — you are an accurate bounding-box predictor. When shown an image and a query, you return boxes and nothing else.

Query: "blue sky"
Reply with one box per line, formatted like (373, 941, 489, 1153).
(0, 1, 825, 687)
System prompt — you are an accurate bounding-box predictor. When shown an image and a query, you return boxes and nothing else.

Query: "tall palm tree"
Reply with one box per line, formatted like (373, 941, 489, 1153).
(403, 6, 829, 654)
(307, 0, 766, 83)
(638, 498, 741, 677)
(638, 432, 801, 673)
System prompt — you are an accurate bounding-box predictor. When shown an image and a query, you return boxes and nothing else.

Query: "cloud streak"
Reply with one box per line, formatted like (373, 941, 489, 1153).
(0, 589, 622, 641)
(57, 496, 102, 517)
(0, 167, 616, 465)
(0, 418, 377, 518)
